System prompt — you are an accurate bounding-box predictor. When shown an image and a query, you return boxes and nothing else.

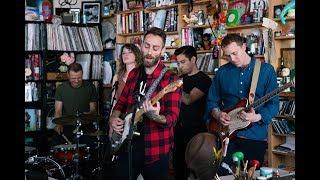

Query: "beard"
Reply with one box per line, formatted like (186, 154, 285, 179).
(143, 54, 161, 67)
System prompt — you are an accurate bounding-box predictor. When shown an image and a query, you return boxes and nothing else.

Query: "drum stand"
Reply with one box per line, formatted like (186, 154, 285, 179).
(91, 120, 105, 180)
(71, 112, 83, 180)
(91, 136, 103, 179)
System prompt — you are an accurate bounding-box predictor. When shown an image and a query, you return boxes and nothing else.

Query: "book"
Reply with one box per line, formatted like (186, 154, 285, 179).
(25, 109, 41, 132)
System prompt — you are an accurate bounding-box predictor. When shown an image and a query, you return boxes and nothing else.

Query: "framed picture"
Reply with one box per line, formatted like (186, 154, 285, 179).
(274, 4, 284, 18)
(55, 8, 70, 16)
(70, 8, 80, 24)
(102, 0, 116, 16)
(280, 48, 295, 70)
(82, 1, 101, 24)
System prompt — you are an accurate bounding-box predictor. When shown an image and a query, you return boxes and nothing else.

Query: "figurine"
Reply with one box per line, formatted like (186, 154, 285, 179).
(182, 12, 199, 25)
(203, 33, 213, 50)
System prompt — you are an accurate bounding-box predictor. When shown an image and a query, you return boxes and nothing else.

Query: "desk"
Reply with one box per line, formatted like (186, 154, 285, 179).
(220, 169, 295, 180)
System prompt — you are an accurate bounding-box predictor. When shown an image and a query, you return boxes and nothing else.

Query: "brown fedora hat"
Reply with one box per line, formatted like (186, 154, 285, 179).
(185, 132, 222, 180)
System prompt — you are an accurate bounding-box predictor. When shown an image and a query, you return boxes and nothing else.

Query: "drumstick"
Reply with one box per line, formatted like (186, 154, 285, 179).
(214, 174, 221, 180)
(61, 134, 72, 145)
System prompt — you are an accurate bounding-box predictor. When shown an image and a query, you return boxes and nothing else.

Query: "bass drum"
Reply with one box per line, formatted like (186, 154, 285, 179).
(25, 157, 66, 180)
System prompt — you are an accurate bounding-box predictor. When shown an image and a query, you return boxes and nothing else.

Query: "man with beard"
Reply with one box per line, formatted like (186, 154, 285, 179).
(109, 27, 182, 180)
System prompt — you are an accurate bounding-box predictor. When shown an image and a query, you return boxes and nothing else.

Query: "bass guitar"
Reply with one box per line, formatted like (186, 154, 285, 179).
(208, 81, 295, 139)
(110, 79, 183, 154)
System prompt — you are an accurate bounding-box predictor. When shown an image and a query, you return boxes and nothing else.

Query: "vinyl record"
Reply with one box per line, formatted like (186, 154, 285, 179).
(226, 9, 240, 27)
(103, 61, 113, 85)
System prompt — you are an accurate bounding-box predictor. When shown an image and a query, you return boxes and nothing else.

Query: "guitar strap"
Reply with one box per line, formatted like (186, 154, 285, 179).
(134, 66, 147, 104)
(134, 66, 168, 107)
(249, 60, 261, 105)
(134, 66, 167, 134)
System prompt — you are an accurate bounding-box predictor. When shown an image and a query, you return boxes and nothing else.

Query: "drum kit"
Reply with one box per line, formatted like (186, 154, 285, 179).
(25, 113, 111, 180)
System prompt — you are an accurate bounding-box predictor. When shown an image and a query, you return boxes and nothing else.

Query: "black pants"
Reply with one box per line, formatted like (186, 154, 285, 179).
(217, 137, 267, 176)
(173, 123, 206, 180)
(110, 135, 170, 180)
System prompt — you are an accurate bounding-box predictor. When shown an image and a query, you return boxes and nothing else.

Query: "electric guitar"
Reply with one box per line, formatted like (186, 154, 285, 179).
(110, 79, 183, 154)
(208, 80, 295, 139)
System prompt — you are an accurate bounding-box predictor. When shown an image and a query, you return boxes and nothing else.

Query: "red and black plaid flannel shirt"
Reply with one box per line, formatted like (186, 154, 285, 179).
(113, 62, 181, 164)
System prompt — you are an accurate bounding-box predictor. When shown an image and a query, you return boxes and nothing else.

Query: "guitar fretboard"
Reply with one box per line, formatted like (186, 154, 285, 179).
(246, 81, 293, 111)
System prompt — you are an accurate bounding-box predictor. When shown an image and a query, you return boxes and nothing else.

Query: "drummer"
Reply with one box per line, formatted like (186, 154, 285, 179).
(51, 62, 98, 147)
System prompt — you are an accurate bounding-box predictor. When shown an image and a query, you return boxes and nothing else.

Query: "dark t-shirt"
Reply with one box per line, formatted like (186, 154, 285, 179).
(55, 81, 98, 116)
(178, 71, 212, 132)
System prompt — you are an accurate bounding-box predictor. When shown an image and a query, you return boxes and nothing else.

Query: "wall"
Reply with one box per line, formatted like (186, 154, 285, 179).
(53, 0, 96, 13)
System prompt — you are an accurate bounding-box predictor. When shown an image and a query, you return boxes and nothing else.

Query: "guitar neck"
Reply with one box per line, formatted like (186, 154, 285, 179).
(133, 89, 167, 125)
(246, 81, 293, 111)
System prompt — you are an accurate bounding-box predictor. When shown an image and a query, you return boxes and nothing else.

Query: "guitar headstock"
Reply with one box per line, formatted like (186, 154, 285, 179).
(163, 79, 183, 94)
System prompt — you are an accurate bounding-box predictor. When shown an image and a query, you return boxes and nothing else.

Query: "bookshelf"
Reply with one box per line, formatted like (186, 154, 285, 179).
(274, 36, 295, 40)
(25, 21, 105, 150)
(266, 0, 295, 170)
(268, 92, 295, 170)
(225, 22, 263, 30)
(114, 1, 217, 76)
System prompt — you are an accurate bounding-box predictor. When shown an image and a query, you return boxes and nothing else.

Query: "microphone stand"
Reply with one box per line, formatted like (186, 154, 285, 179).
(73, 111, 83, 180)
(126, 95, 142, 180)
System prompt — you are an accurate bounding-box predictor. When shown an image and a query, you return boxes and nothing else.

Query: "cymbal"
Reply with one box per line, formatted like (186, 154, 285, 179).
(84, 130, 107, 136)
(52, 114, 104, 125)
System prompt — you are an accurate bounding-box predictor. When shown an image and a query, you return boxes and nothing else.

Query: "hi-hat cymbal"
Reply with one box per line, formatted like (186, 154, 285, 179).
(52, 114, 104, 125)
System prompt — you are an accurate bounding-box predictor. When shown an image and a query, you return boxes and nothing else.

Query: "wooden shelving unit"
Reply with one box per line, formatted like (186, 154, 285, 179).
(102, 14, 115, 19)
(273, 17, 295, 22)
(225, 22, 263, 30)
(197, 50, 213, 54)
(144, 4, 178, 12)
(268, 91, 295, 170)
(118, 32, 144, 36)
(181, 25, 211, 29)
(274, 36, 295, 40)
(272, 133, 295, 137)
(117, 8, 144, 15)
(279, 92, 295, 98)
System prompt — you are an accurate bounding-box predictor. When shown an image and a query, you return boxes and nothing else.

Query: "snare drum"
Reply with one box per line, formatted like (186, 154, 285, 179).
(51, 144, 90, 164)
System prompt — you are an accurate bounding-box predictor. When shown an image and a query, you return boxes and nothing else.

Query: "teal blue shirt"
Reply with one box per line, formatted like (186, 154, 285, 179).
(205, 58, 279, 141)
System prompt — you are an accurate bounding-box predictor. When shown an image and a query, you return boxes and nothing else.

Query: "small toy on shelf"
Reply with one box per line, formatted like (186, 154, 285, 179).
(280, 0, 295, 25)
(182, 12, 199, 26)
(203, 33, 213, 50)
